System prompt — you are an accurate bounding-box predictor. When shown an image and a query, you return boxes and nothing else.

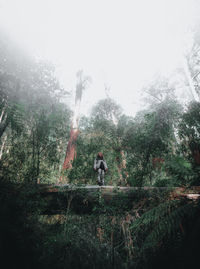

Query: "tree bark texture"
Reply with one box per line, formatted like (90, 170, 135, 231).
(62, 128, 79, 170)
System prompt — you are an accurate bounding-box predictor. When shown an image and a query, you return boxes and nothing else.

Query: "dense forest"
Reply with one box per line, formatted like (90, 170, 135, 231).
(1, 29, 200, 187)
(0, 25, 200, 269)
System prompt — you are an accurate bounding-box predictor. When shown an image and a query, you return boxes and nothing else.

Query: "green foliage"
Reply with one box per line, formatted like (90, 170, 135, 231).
(91, 98, 122, 122)
(1, 172, 200, 269)
(130, 198, 200, 269)
(178, 101, 200, 184)
(0, 32, 72, 184)
(1, 33, 198, 187)
(164, 156, 193, 185)
(38, 216, 114, 269)
(179, 101, 200, 160)
(1, 19, 200, 269)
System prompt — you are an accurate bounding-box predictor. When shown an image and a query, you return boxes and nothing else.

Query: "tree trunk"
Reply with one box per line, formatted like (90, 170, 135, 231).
(116, 150, 128, 186)
(32, 130, 36, 181)
(192, 148, 200, 165)
(60, 71, 91, 182)
(182, 57, 199, 102)
(0, 134, 7, 160)
(62, 128, 79, 170)
(0, 106, 6, 124)
(0, 119, 9, 139)
(36, 147, 40, 183)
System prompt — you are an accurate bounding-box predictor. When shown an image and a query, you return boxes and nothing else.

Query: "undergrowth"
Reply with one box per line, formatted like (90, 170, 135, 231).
(0, 178, 200, 269)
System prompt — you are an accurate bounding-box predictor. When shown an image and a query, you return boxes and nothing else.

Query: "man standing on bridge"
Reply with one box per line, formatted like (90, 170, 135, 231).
(94, 152, 108, 186)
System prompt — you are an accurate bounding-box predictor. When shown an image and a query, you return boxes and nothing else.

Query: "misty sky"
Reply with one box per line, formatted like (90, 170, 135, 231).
(0, 0, 199, 116)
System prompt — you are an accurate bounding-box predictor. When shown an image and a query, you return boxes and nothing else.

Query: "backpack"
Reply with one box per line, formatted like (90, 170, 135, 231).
(100, 160, 105, 170)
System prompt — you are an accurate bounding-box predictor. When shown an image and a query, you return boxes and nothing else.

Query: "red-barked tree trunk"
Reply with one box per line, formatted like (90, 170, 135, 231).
(59, 70, 91, 182)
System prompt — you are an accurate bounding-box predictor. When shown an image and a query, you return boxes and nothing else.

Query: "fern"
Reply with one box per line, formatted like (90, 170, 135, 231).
(130, 198, 199, 267)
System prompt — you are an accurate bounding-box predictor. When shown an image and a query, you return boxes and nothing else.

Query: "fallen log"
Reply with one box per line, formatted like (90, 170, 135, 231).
(38, 184, 200, 214)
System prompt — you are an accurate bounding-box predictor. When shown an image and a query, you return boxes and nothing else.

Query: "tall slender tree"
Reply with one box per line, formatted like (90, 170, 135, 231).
(60, 70, 91, 181)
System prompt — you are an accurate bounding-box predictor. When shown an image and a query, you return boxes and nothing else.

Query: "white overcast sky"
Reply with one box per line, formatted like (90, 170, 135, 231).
(0, 0, 199, 116)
